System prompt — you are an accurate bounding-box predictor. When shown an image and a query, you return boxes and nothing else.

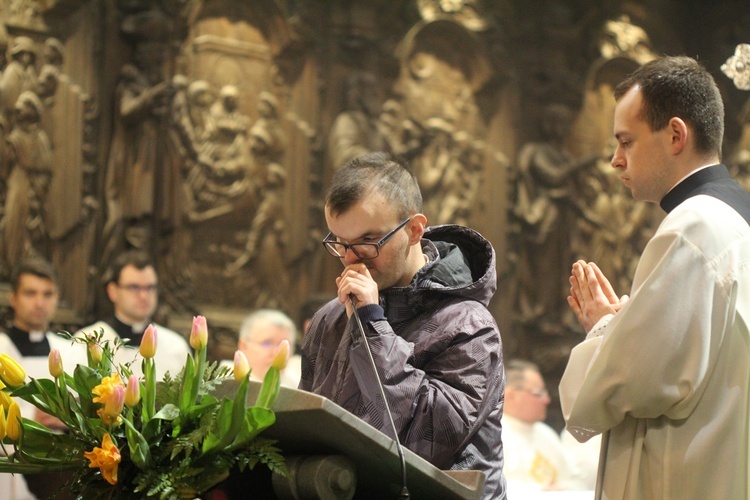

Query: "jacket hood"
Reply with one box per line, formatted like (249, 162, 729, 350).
(381, 224, 497, 310)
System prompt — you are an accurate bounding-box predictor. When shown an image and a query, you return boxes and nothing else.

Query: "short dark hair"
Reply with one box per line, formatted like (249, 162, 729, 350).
(325, 151, 422, 220)
(614, 55, 724, 158)
(10, 258, 58, 291)
(107, 250, 154, 285)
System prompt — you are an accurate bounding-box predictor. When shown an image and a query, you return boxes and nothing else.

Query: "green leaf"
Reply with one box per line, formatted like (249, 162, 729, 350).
(14, 419, 89, 463)
(201, 398, 233, 455)
(232, 408, 276, 449)
(255, 367, 281, 409)
(0, 456, 81, 474)
(123, 417, 153, 469)
(73, 364, 102, 416)
(153, 403, 180, 421)
(178, 355, 196, 412)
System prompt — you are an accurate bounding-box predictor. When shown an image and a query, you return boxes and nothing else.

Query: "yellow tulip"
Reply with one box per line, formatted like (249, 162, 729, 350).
(0, 391, 11, 410)
(88, 339, 103, 364)
(139, 325, 157, 359)
(189, 315, 208, 350)
(0, 354, 26, 387)
(84, 433, 121, 485)
(6, 401, 21, 441)
(233, 351, 250, 381)
(48, 349, 63, 378)
(271, 340, 290, 370)
(0, 406, 6, 440)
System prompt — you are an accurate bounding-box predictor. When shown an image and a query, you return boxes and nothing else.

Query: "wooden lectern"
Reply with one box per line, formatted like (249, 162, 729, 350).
(215, 381, 486, 499)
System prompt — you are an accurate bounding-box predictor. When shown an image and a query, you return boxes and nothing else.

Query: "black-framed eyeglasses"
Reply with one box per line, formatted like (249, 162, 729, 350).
(322, 216, 412, 260)
(117, 283, 159, 294)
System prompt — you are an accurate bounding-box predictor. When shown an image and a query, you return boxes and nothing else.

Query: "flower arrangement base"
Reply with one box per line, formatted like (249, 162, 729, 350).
(204, 464, 275, 499)
(25, 469, 77, 499)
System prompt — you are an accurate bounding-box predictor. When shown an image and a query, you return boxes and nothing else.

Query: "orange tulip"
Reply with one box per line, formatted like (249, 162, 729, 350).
(84, 433, 121, 485)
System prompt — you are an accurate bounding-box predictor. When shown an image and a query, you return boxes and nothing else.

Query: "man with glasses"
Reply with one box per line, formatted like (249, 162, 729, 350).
(77, 250, 190, 378)
(236, 308, 301, 387)
(501, 359, 586, 495)
(301, 152, 506, 499)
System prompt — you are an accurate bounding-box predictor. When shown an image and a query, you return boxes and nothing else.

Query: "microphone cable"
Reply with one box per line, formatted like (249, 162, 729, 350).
(350, 295, 410, 499)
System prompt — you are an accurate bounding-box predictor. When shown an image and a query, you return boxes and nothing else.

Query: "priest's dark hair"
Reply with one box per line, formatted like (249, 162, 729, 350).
(107, 250, 154, 285)
(10, 257, 58, 291)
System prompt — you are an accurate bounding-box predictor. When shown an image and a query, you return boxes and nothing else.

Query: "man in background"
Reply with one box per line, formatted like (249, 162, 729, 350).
(502, 359, 586, 495)
(0, 258, 85, 499)
(77, 250, 190, 378)
(237, 308, 301, 388)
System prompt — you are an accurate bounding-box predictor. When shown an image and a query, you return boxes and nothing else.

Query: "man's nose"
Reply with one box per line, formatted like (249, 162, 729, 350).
(611, 147, 624, 169)
(343, 248, 361, 266)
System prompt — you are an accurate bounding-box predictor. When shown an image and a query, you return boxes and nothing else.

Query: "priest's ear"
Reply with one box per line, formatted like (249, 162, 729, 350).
(667, 117, 689, 155)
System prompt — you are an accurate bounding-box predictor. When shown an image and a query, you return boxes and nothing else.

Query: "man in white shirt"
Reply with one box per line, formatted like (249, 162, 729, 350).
(77, 250, 190, 379)
(502, 359, 586, 496)
(561, 56, 750, 499)
(0, 258, 86, 499)
(237, 309, 301, 388)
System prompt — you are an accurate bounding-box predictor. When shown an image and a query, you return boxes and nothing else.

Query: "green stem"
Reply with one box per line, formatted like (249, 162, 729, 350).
(191, 346, 207, 406)
(143, 358, 156, 422)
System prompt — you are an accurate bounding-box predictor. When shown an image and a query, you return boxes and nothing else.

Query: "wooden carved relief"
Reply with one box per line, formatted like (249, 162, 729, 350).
(98, 1, 318, 320)
(507, 13, 670, 430)
(0, 20, 95, 319)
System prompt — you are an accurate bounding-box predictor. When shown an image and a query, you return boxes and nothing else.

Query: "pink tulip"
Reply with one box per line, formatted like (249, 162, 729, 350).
(233, 351, 250, 381)
(124, 374, 140, 408)
(271, 340, 290, 370)
(189, 316, 208, 350)
(139, 325, 157, 359)
(104, 385, 125, 421)
(48, 349, 63, 378)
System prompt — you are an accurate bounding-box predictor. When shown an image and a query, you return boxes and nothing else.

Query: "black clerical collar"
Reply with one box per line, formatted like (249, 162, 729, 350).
(108, 316, 148, 347)
(659, 164, 728, 213)
(8, 325, 51, 357)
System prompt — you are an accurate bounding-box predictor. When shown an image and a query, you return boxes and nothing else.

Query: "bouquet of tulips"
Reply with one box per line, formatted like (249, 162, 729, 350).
(0, 316, 288, 499)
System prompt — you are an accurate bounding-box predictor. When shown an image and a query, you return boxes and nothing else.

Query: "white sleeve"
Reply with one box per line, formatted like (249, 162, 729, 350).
(560, 221, 735, 441)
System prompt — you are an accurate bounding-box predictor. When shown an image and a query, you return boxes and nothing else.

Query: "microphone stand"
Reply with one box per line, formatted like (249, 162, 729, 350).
(350, 296, 410, 499)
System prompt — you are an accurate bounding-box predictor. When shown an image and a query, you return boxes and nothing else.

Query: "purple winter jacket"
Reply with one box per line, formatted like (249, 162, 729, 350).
(301, 224, 506, 499)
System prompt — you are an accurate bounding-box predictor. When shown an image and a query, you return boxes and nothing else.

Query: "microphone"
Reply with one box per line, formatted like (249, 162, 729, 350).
(349, 294, 410, 499)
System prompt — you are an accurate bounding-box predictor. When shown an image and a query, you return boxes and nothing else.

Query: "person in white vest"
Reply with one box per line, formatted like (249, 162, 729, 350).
(77, 250, 190, 379)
